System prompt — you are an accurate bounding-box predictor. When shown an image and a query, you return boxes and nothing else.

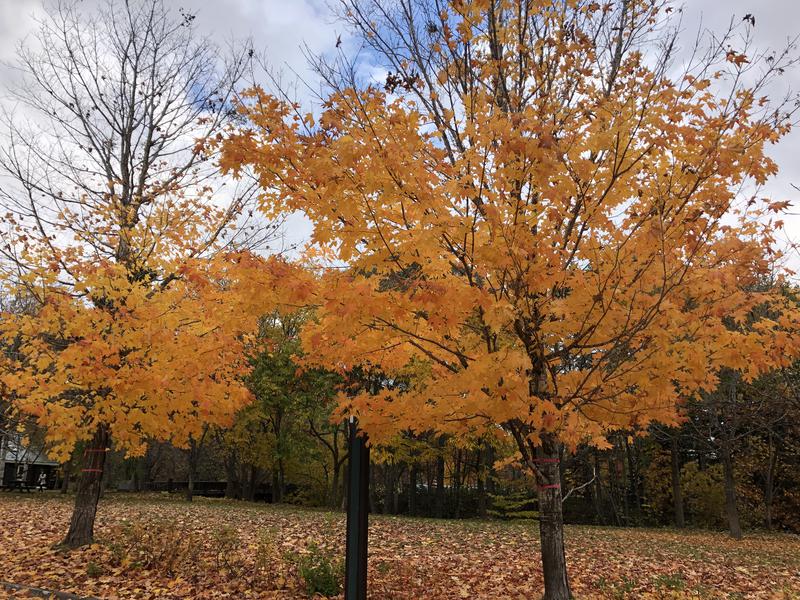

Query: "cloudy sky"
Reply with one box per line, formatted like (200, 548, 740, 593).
(2, 0, 799, 268)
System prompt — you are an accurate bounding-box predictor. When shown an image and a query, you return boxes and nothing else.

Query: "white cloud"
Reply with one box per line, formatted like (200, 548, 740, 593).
(2, 0, 799, 270)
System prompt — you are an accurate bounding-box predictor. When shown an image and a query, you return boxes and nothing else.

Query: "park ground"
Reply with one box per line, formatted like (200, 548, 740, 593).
(0, 494, 798, 599)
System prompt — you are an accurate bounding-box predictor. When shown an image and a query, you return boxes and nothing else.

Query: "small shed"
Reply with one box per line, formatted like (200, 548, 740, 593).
(0, 429, 59, 489)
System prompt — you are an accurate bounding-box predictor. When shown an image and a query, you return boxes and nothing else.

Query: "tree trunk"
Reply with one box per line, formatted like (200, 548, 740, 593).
(185, 431, 206, 502)
(426, 461, 434, 512)
(368, 459, 377, 514)
(615, 438, 629, 525)
(224, 453, 239, 499)
(606, 454, 622, 526)
(332, 461, 341, 509)
(624, 436, 641, 523)
(341, 459, 349, 511)
(765, 432, 778, 531)
(246, 465, 258, 502)
(60, 457, 73, 495)
(476, 445, 487, 519)
(381, 464, 391, 514)
(278, 458, 286, 502)
(392, 464, 402, 514)
(408, 463, 418, 516)
(271, 469, 282, 503)
(453, 450, 462, 519)
(721, 444, 742, 540)
(186, 467, 195, 502)
(132, 457, 141, 492)
(536, 433, 571, 600)
(63, 424, 109, 548)
(185, 439, 197, 502)
(670, 435, 685, 528)
(327, 426, 344, 509)
(592, 451, 604, 525)
(486, 443, 496, 497)
(435, 437, 445, 518)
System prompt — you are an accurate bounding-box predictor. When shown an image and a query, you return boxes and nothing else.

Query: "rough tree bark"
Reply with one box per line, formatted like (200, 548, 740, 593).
(536, 433, 572, 600)
(63, 424, 109, 547)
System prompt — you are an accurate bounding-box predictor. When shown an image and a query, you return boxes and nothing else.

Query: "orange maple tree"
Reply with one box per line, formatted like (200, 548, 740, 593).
(221, 1, 800, 596)
(0, 203, 308, 547)
(0, 0, 312, 548)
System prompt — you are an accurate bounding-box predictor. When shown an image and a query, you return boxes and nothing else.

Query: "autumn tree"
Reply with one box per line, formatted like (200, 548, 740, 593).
(250, 313, 304, 503)
(0, 0, 305, 547)
(304, 378, 350, 508)
(761, 364, 800, 529)
(221, 1, 800, 597)
(683, 363, 799, 538)
(219, 310, 343, 504)
(671, 281, 800, 538)
(650, 425, 687, 528)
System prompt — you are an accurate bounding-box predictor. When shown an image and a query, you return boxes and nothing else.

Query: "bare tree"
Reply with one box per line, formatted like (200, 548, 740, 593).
(0, 0, 278, 291)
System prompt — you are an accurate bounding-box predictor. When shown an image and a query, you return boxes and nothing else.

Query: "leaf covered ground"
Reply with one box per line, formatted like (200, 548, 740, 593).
(0, 494, 797, 599)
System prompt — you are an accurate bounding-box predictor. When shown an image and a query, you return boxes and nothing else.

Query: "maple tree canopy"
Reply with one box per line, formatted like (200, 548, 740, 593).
(0, 196, 312, 459)
(0, 0, 321, 461)
(228, 1, 799, 453)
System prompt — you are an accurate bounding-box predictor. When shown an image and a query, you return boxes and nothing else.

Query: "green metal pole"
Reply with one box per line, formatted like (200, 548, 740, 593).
(345, 417, 369, 600)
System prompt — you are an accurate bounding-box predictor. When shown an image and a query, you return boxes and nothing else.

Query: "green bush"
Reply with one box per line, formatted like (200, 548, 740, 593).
(681, 462, 726, 528)
(291, 542, 343, 598)
(488, 489, 539, 520)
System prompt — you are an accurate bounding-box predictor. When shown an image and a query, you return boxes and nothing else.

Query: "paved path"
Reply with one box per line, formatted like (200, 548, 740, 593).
(0, 581, 98, 599)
